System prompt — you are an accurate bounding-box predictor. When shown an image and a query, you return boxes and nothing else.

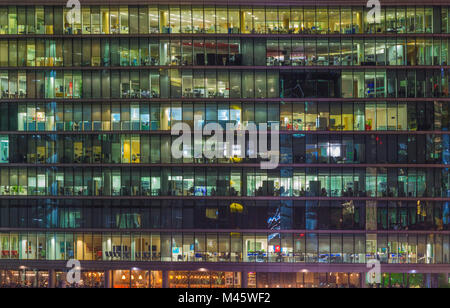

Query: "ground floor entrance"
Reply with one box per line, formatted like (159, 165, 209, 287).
(0, 268, 447, 288)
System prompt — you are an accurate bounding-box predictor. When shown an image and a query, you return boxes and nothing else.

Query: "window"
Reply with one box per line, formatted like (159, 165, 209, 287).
(0, 137, 8, 163)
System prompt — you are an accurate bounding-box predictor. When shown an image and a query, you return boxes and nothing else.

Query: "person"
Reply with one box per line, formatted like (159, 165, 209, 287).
(257, 186, 264, 196)
(230, 187, 237, 196)
(348, 187, 353, 196)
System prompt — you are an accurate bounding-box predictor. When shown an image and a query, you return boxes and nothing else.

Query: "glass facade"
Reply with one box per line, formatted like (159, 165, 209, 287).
(0, 231, 447, 265)
(1, 37, 450, 67)
(0, 167, 448, 198)
(0, 1, 450, 288)
(1, 69, 450, 99)
(0, 5, 447, 35)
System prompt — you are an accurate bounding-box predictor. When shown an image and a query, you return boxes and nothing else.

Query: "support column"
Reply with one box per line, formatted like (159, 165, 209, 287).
(360, 273, 366, 288)
(240, 11, 246, 34)
(160, 11, 167, 33)
(104, 270, 112, 288)
(241, 271, 248, 288)
(432, 274, 440, 288)
(48, 269, 56, 288)
(162, 270, 169, 288)
(425, 273, 432, 288)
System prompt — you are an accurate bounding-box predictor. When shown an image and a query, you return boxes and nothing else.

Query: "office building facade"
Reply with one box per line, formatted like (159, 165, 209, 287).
(0, 0, 449, 288)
